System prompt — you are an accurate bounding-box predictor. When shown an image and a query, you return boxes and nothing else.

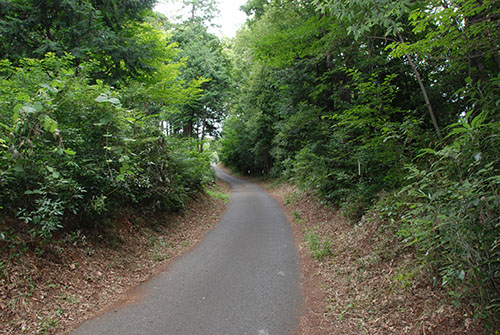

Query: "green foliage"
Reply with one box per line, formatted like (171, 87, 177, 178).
(168, 19, 231, 142)
(0, 50, 213, 238)
(246, 2, 326, 67)
(0, 4, 225, 240)
(393, 108, 500, 317)
(374, 76, 500, 321)
(0, 0, 158, 84)
(389, 0, 500, 78)
(313, 0, 415, 39)
(18, 197, 64, 239)
(305, 228, 332, 261)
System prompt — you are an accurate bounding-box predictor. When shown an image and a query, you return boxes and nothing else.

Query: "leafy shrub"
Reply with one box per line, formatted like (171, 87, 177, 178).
(385, 109, 500, 321)
(305, 228, 332, 261)
(0, 54, 214, 238)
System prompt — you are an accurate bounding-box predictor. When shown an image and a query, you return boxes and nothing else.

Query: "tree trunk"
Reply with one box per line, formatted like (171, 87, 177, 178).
(183, 122, 193, 138)
(326, 50, 333, 69)
(398, 33, 442, 140)
(199, 121, 206, 153)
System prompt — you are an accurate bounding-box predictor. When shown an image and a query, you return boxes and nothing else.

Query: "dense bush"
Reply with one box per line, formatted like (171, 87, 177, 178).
(379, 109, 500, 321)
(0, 54, 214, 238)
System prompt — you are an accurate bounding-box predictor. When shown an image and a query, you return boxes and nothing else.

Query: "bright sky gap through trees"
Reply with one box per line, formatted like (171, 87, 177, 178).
(155, 0, 248, 37)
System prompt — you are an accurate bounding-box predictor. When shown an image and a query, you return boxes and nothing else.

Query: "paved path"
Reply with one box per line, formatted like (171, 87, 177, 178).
(72, 166, 302, 335)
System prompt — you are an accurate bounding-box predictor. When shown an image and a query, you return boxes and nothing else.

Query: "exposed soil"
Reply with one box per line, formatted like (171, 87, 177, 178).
(261, 182, 486, 335)
(0, 181, 229, 335)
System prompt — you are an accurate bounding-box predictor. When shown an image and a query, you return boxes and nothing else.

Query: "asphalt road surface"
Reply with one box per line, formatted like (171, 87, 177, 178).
(71, 166, 302, 335)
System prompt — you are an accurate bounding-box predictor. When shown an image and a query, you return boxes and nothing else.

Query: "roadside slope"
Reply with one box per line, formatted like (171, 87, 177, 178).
(264, 183, 485, 334)
(1, 181, 229, 335)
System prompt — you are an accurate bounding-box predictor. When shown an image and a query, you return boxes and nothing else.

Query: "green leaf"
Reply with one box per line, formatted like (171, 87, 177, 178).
(21, 104, 36, 114)
(0, 121, 12, 132)
(415, 148, 437, 158)
(64, 148, 76, 156)
(42, 115, 58, 134)
(47, 166, 60, 178)
(95, 94, 110, 103)
(446, 127, 469, 138)
(95, 94, 121, 106)
(470, 111, 488, 128)
(25, 189, 43, 195)
(40, 83, 58, 93)
(99, 115, 111, 125)
(33, 102, 43, 112)
(119, 163, 130, 174)
(108, 98, 120, 105)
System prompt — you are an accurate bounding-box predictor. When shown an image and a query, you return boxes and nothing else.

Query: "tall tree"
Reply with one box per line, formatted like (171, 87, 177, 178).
(313, 0, 444, 138)
(182, 0, 219, 24)
(166, 0, 230, 150)
(0, 0, 158, 83)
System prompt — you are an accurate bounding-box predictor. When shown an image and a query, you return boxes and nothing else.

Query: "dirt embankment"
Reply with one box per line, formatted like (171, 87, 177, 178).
(261, 182, 484, 335)
(0, 181, 229, 335)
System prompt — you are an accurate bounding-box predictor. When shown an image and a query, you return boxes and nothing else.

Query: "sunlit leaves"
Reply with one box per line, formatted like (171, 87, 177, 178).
(0, 20, 215, 237)
(388, 0, 500, 72)
(313, 0, 415, 39)
(168, 18, 232, 140)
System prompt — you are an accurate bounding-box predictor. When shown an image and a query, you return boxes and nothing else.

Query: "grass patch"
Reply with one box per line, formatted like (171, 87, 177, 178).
(285, 192, 300, 205)
(305, 228, 332, 261)
(291, 209, 305, 224)
(205, 189, 229, 202)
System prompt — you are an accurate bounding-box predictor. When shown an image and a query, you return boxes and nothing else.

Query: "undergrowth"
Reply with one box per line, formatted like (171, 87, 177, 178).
(305, 228, 332, 261)
(0, 55, 215, 243)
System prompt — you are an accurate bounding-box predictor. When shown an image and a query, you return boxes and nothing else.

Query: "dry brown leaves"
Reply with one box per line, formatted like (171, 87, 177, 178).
(0, 181, 229, 335)
(261, 182, 484, 335)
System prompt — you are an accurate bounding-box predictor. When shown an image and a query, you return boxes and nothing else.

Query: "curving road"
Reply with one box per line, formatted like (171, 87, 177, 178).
(71, 166, 302, 335)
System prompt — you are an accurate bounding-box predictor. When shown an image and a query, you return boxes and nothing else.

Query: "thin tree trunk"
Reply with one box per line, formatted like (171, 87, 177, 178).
(183, 122, 193, 138)
(199, 121, 206, 153)
(326, 50, 333, 69)
(398, 33, 442, 140)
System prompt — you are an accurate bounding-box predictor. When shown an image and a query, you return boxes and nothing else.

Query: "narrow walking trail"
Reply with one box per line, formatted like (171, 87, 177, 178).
(71, 166, 302, 335)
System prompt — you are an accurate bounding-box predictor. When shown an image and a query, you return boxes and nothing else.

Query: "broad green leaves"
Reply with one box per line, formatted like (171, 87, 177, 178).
(313, 0, 414, 39)
(95, 93, 121, 107)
